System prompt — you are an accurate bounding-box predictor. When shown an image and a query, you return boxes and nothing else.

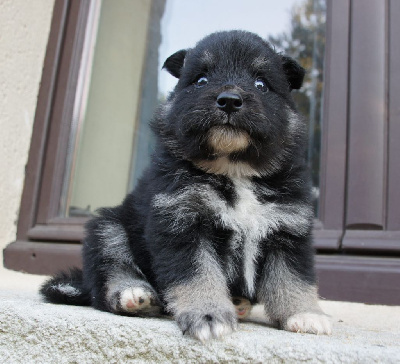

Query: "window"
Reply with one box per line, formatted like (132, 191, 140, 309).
(4, 0, 400, 305)
(60, 0, 158, 217)
(62, 0, 327, 218)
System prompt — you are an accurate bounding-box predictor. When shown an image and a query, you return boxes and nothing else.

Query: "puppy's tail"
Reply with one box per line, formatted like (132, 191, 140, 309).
(40, 268, 91, 306)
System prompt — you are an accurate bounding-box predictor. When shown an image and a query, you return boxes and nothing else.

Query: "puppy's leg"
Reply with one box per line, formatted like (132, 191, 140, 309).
(84, 213, 161, 316)
(258, 249, 331, 335)
(162, 246, 237, 341)
(150, 191, 237, 341)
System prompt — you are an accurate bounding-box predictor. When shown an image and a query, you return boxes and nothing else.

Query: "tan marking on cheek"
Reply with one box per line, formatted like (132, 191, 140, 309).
(208, 126, 250, 154)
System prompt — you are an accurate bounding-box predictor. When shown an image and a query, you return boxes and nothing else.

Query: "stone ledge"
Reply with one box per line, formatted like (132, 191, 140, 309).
(0, 290, 399, 363)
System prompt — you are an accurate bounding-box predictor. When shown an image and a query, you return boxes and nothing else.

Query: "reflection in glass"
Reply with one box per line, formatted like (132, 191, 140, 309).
(268, 0, 326, 214)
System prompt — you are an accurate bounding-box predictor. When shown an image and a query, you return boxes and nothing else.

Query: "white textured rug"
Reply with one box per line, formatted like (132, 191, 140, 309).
(1, 290, 399, 363)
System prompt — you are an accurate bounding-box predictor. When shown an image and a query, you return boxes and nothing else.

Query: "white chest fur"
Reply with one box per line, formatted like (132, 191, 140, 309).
(152, 178, 312, 297)
(214, 178, 273, 240)
(209, 178, 274, 295)
(208, 178, 312, 296)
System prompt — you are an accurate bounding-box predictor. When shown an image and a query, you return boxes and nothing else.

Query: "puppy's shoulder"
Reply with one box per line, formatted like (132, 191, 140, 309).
(152, 170, 235, 210)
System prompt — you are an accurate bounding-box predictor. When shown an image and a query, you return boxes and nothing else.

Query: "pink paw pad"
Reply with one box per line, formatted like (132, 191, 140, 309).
(120, 288, 152, 312)
(232, 297, 252, 319)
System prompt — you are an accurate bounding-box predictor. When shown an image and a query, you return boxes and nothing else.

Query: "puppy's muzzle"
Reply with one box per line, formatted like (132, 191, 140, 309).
(216, 91, 243, 114)
(207, 126, 250, 154)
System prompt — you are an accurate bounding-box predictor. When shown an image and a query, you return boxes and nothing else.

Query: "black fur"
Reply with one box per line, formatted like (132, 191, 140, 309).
(40, 268, 90, 306)
(41, 31, 330, 339)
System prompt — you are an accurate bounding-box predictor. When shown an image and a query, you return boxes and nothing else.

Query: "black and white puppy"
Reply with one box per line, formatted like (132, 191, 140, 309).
(41, 30, 331, 341)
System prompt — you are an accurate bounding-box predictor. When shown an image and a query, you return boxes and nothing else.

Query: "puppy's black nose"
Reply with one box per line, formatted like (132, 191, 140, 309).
(216, 92, 243, 113)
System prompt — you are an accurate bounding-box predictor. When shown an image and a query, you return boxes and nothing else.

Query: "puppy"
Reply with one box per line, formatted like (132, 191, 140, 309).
(41, 30, 331, 340)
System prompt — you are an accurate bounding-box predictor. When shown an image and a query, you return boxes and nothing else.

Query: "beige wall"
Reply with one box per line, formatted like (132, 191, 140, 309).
(0, 0, 55, 264)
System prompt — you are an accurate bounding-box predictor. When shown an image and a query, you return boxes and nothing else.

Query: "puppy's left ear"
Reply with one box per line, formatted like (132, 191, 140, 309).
(281, 55, 305, 90)
(162, 49, 187, 78)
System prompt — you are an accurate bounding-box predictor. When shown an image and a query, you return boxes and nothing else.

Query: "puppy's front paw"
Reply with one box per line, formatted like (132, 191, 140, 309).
(120, 287, 153, 311)
(284, 312, 332, 335)
(111, 286, 161, 315)
(177, 309, 237, 342)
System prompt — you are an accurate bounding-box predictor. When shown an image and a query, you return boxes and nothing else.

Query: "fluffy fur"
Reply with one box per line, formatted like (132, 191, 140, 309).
(40, 30, 331, 340)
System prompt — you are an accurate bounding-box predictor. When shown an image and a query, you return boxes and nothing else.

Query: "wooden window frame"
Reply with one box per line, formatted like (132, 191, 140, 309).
(3, 0, 88, 273)
(4, 0, 400, 304)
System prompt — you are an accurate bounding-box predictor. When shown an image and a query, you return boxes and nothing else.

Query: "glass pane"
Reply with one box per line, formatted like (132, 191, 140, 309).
(60, 0, 163, 217)
(60, 0, 326, 218)
(267, 0, 326, 215)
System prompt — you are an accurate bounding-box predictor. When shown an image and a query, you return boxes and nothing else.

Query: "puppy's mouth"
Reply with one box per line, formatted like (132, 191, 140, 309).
(207, 125, 250, 155)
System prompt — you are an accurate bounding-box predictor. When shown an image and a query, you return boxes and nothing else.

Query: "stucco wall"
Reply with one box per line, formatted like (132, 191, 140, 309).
(0, 0, 55, 265)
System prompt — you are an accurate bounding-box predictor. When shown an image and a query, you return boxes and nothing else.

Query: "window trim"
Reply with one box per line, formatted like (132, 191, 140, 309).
(4, 0, 89, 273)
(313, 0, 350, 251)
(17, 0, 90, 242)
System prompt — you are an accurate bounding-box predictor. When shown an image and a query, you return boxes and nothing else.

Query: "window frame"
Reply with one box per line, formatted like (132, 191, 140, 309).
(4, 0, 400, 304)
(4, 0, 89, 273)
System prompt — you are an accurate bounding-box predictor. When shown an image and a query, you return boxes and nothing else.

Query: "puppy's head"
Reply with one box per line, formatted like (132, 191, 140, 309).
(154, 30, 306, 178)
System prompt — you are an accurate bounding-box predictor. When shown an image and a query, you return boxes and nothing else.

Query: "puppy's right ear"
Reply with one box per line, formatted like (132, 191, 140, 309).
(162, 49, 187, 78)
(281, 55, 305, 90)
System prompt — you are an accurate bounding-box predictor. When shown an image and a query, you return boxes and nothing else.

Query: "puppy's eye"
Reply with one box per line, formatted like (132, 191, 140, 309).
(254, 78, 268, 92)
(194, 76, 208, 88)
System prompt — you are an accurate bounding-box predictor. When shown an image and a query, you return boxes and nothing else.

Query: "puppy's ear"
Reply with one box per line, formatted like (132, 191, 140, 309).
(162, 49, 187, 78)
(281, 55, 305, 90)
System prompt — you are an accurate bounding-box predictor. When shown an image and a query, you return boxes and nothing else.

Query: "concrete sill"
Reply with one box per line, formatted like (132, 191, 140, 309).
(1, 290, 399, 363)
